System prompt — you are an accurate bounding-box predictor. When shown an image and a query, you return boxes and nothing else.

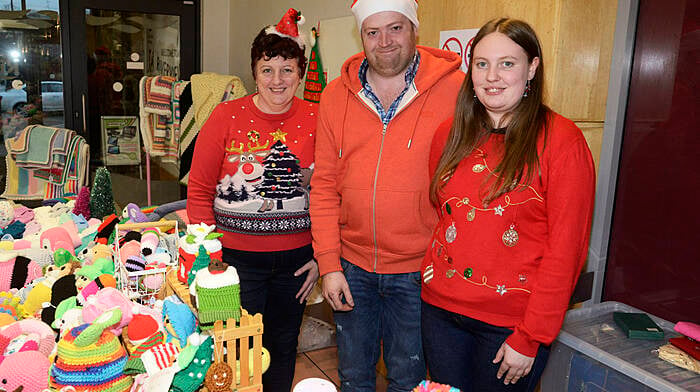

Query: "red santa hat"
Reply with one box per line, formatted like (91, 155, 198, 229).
(265, 8, 306, 49)
(351, 0, 419, 31)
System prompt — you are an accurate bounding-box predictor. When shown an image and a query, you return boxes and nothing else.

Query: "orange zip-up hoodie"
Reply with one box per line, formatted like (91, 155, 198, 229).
(310, 46, 464, 276)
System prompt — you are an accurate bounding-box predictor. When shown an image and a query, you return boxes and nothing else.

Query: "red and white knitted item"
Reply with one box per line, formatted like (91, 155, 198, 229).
(141, 342, 180, 376)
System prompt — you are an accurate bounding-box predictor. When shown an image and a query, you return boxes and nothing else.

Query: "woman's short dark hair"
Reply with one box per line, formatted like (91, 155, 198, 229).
(251, 27, 307, 79)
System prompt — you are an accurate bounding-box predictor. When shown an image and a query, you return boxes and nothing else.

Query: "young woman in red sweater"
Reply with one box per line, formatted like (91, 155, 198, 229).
(187, 9, 318, 392)
(421, 19, 595, 391)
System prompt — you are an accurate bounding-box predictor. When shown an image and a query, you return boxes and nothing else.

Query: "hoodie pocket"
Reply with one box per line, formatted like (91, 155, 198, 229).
(375, 190, 434, 257)
(339, 187, 373, 251)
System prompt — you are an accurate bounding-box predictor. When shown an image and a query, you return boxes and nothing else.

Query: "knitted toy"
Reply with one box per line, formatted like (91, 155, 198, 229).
(171, 335, 213, 392)
(40, 274, 77, 328)
(76, 273, 117, 305)
(126, 310, 160, 348)
(0, 319, 54, 392)
(81, 287, 134, 336)
(0, 254, 43, 292)
(413, 380, 461, 392)
(162, 299, 197, 348)
(178, 223, 223, 284)
(21, 257, 78, 319)
(49, 307, 134, 391)
(40, 226, 75, 255)
(123, 203, 150, 223)
(75, 257, 114, 291)
(52, 296, 82, 337)
(190, 256, 241, 329)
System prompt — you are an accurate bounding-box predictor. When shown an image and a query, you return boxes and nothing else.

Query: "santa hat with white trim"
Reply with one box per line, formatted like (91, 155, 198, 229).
(351, 0, 419, 31)
(265, 8, 306, 49)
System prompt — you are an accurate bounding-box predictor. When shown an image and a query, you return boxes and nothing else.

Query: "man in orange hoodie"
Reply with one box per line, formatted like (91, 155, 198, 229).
(310, 1, 464, 390)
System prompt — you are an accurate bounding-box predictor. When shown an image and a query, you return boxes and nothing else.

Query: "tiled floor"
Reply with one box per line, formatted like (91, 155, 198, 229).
(292, 346, 388, 392)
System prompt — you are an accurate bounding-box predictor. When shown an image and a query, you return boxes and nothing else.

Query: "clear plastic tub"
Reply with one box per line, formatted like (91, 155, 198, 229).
(540, 301, 700, 391)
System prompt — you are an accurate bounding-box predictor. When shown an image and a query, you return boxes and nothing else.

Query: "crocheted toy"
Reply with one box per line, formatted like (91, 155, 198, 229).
(75, 257, 114, 291)
(162, 299, 197, 348)
(0, 320, 54, 392)
(187, 244, 212, 286)
(171, 335, 213, 392)
(82, 287, 134, 336)
(190, 256, 241, 329)
(40, 274, 77, 328)
(52, 296, 82, 337)
(76, 273, 117, 305)
(178, 223, 223, 284)
(123, 203, 150, 223)
(49, 307, 134, 390)
(413, 380, 461, 392)
(40, 226, 75, 255)
(126, 310, 161, 348)
(0, 254, 43, 292)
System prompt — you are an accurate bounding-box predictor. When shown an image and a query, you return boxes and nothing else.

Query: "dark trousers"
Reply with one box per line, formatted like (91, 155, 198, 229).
(222, 244, 313, 392)
(421, 301, 550, 392)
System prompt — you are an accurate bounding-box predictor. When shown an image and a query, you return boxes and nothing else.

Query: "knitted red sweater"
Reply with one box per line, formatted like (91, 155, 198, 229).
(187, 95, 317, 252)
(421, 113, 595, 357)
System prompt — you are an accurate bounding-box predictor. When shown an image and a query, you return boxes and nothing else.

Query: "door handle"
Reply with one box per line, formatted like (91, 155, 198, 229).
(81, 93, 86, 133)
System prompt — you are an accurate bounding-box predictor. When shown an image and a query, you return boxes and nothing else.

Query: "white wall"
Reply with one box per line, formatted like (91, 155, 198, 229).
(201, 0, 231, 74)
(229, 0, 352, 92)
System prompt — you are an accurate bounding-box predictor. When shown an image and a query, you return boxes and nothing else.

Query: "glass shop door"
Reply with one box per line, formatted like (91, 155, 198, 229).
(65, 0, 199, 206)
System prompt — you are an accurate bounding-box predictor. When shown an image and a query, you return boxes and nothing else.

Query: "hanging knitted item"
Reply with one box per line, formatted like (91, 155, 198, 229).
(89, 167, 116, 220)
(204, 326, 233, 392)
(303, 26, 327, 103)
(190, 257, 241, 330)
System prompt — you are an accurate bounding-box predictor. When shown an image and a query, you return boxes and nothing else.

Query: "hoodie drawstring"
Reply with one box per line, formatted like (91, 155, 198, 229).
(406, 88, 432, 150)
(339, 89, 349, 159)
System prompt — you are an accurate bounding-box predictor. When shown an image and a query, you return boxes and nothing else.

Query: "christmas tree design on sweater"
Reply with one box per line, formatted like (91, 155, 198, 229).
(213, 133, 312, 235)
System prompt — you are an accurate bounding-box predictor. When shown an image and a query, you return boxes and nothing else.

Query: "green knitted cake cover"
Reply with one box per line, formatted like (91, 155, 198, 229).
(196, 284, 241, 329)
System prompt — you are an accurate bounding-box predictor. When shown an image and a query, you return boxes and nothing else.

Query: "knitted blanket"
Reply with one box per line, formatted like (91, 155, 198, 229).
(3, 130, 88, 200)
(191, 72, 246, 130)
(11, 125, 59, 169)
(139, 75, 179, 161)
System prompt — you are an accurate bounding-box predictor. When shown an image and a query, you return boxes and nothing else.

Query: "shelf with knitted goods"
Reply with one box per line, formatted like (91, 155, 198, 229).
(113, 220, 179, 304)
(166, 269, 266, 392)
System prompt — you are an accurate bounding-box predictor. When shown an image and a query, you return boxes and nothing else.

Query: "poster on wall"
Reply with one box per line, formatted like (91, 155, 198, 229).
(100, 116, 141, 166)
(439, 28, 479, 73)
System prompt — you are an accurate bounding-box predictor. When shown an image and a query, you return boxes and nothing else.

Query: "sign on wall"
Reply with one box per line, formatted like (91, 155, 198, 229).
(101, 116, 141, 166)
(439, 28, 479, 73)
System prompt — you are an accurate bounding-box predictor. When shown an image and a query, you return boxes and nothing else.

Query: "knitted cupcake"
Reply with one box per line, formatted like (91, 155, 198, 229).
(49, 308, 133, 391)
(189, 256, 241, 329)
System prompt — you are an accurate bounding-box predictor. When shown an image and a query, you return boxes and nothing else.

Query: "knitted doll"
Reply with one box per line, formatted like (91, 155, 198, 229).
(162, 299, 197, 349)
(189, 256, 241, 329)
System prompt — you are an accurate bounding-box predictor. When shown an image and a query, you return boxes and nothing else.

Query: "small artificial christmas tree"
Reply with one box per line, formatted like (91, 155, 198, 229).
(257, 140, 303, 209)
(72, 186, 91, 219)
(89, 167, 116, 220)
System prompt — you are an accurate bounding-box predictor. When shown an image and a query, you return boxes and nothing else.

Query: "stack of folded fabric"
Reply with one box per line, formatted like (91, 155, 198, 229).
(3, 125, 89, 200)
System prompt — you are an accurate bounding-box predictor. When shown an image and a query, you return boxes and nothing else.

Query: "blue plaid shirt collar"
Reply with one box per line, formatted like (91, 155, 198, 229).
(358, 51, 421, 125)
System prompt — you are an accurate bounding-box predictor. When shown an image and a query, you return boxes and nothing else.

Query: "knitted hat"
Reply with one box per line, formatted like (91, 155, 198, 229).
(49, 308, 133, 390)
(140, 228, 160, 257)
(162, 300, 197, 348)
(125, 255, 147, 272)
(351, 0, 419, 31)
(127, 311, 160, 347)
(120, 240, 142, 264)
(82, 287, 134, 336)
(265, 8, 306, 49)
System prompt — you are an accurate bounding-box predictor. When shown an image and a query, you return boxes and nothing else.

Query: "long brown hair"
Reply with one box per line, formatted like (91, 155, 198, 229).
(430, 18, 550, 205)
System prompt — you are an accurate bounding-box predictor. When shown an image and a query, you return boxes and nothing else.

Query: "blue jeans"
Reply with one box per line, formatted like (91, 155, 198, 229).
(334, 258, 426, 392)
(222, 245, 313, 392)
(421, 301, 550, 392)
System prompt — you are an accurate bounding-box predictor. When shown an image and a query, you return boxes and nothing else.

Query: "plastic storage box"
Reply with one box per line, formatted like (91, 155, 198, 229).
(540, 301, 700, 392)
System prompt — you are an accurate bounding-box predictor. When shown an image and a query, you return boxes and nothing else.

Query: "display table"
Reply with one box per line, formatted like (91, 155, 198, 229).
(541, 301, 700, 391)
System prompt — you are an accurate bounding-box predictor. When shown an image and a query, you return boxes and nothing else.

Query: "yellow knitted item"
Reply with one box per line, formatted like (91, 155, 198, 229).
(191, 72, 247, 129)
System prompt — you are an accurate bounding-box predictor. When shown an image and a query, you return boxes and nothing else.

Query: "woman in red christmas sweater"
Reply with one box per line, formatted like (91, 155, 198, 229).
(187, 9, 319, 392)
(421, 18, 595, 391)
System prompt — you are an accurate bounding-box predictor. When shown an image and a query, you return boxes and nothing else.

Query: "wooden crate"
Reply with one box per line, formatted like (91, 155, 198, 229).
(167, 270, 264, 391)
